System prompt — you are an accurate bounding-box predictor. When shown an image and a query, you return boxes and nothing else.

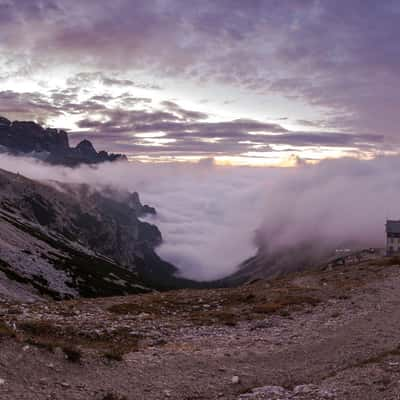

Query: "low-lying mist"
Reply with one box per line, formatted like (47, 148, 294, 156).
(3, 154, 396, 280)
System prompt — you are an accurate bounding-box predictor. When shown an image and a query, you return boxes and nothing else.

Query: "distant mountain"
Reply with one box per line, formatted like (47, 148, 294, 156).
(0, 168, 204, 301)
(222, 241, 371, 286)
(0, 116, 127, 166)
(222, 247, 320, 286)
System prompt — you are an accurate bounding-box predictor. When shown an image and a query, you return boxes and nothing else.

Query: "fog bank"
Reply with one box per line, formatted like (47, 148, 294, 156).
(3, 154, 398, 280)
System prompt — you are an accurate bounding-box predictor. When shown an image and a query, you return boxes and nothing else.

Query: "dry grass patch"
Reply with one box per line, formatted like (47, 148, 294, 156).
(357, 344, 400, 367)
(0, 320, 15, 338)
(107, 302, 144, 315)
(190, 310, 239, 326)
(107, 291, 212, 317)
(108, 296, 178, 317)
(62, 346, 82, 363)
(330, 276, 364, 291)
(253, 303, 283, 314)
(17, 320, 140, 359)
(108, 280, 324, 327)
(372, 256, 400, 267)
(101, 393, 128, 400)
(18, 320, 57, 336)
(253, 295, 320, 315)
(102, 349, 124, 362)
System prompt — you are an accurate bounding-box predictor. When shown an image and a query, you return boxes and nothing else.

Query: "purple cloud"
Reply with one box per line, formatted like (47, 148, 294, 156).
(0, 0, 399, 158)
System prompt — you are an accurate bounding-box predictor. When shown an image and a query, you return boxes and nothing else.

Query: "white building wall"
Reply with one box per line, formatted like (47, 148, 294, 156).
(387, 236, 400, 254)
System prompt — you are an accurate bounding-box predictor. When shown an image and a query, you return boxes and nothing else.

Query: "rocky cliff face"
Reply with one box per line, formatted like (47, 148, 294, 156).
(0, 168, 196, 301)
(0, 116, 127, 166)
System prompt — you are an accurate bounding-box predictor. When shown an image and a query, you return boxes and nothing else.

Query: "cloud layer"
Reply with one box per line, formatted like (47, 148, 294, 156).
(2, 155, 267, 279)
(1, 154, 399, 280)
(0, 87, 384, 162)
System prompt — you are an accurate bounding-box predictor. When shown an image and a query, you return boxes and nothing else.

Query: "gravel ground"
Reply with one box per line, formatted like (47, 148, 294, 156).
(0, 258, 400, 399)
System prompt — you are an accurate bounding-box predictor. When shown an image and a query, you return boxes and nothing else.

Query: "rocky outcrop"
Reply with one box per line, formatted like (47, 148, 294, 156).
(0, 116, 127, 166)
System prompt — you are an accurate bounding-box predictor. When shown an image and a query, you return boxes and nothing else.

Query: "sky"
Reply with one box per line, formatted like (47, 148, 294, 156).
(0, 0, 399, 165)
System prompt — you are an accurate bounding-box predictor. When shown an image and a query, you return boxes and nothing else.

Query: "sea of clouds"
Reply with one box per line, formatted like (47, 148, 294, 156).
(1, 154, 396, 280)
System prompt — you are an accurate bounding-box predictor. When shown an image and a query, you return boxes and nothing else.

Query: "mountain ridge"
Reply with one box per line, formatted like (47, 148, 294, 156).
(0, 116, 127, 166)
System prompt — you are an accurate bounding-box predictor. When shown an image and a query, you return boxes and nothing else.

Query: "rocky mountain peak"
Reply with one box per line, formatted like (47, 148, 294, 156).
(0, 117, 11, 127)
(76, 139, 97, 155)
(0, 115, 127, 166)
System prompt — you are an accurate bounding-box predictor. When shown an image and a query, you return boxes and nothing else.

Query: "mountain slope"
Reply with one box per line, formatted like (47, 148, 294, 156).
(0, 168, 185, 300)
(223, 244, 380, 287)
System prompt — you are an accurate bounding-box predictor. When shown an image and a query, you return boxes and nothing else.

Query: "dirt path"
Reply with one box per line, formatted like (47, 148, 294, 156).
(1, 261, 400, 399)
